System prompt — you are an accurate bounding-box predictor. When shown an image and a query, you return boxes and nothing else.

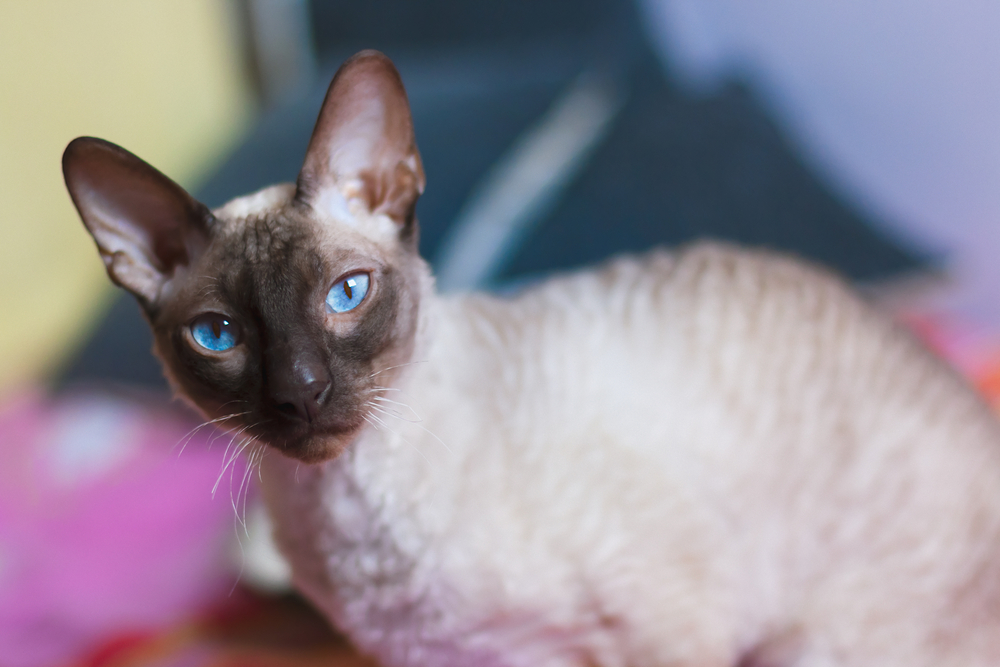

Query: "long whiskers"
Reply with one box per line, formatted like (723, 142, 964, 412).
(171, 399, 272, 594)
(364, 385, 402, 393)
(232, 437, 267, 536)
(366, 396, 453, 454)
(222, 427, 272, 595)
(226, 437, 273, 597)
(368, 359, 427, 379)
(362, 386, 453, 457)
(362, 412, 431, 465)
(212, 421, 265, 498)
(370, 396, 421, 422)
(217, 421, 258, 483)
(173, 408, 252, 457)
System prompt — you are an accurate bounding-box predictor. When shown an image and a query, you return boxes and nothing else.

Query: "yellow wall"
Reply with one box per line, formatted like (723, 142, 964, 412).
(0, 1, 254, 393)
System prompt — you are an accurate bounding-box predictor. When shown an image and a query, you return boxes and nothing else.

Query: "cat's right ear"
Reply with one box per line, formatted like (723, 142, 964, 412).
(62, 137, 212, 308)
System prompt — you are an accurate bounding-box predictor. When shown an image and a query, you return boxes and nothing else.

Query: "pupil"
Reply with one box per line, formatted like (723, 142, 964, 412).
(344, 281, 353, 300)
(212, 320, 222, 338)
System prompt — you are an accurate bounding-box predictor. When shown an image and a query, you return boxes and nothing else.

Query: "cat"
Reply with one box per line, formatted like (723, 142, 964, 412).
(63, 50, 1000, 667)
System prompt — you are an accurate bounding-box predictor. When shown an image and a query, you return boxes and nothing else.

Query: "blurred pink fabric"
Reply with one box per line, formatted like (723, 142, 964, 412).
(0, 388, 244, 667)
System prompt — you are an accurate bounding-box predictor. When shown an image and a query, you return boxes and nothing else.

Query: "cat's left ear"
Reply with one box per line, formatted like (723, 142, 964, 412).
(296, 50, 425, 233)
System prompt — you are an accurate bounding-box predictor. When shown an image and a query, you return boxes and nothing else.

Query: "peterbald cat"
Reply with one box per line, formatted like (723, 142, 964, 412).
(63, 51, 1000, 666)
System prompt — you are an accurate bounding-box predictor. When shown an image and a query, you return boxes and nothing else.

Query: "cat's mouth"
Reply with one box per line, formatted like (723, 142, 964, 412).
(251, 412, 367, 463)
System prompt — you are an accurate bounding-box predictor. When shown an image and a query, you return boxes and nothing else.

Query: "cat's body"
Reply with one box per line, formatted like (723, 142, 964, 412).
(260, 237, 1000, 667)
(63, 51, 1000, 666)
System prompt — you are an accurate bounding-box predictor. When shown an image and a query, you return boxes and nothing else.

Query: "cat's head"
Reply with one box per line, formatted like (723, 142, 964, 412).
(63, 51, 431, 463)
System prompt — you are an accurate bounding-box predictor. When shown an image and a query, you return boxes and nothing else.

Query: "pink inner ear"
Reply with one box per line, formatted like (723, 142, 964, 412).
(371, 159, 423, 223)
(297, 50, 425, 225)
(86, 185, 190, 272)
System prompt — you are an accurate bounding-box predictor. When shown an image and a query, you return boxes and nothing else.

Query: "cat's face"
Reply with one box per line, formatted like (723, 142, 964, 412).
(63, 51, 430, 462)
(151, 184, 430, 462)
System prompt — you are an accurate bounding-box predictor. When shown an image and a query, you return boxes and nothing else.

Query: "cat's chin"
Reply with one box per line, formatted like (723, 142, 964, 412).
(242, 409, 369, 463)
(267, 428, 358, 464)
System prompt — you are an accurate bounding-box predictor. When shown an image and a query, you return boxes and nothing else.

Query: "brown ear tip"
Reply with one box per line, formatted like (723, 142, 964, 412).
(62, 137, 123, 174)
(339, 49, 403, 81)
(64, 136, 113, 155)
(63, 137, 92, 168)
(347, 49, 392, 65)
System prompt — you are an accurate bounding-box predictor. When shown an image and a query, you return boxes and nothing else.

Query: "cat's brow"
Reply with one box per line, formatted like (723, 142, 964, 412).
(240, 214, 302, 263)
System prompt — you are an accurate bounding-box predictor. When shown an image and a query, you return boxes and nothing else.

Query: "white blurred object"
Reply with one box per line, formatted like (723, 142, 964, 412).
(238, 501, 293, 592)
(435, 75, 625, 291)
(239, 0, 317, 105)
(640, 0, 1000, 325)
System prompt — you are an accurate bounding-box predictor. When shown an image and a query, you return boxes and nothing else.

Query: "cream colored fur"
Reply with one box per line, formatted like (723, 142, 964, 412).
(258, 241, 1000, 667)
(62, 51, 1000, 667)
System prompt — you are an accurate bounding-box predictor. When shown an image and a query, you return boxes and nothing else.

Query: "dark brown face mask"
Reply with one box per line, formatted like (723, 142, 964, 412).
(63, 50, 428, 463)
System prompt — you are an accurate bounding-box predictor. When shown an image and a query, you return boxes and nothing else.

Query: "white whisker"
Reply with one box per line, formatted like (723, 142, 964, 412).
(233, 437, 263, 535)
(366, 410, 432, 465)
(228, 436, 265, 540)
(369, 403, 418, 423)
(366, 401, 453, 454)
(174, 410, 251, 457)
(220, 423, 254, 476)
(371, 396, 422, 422)
(222, 436, 256, 505)
(254, 443, 268, 483)
(364, 386, 403, 395)
(369, 360, 427, 378)
(406, 420, 453, 454)
(213, 422, 263, 498)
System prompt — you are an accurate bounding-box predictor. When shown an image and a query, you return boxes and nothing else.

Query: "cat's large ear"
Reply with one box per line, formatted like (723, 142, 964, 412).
(296, 50, 425, 232)
(62, 137, 212, 307)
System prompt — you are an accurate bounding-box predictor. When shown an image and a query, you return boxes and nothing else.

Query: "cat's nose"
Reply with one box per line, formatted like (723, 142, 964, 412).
(270, 360, 332, 424)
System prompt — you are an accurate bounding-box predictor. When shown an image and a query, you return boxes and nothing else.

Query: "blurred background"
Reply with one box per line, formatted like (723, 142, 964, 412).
(1, 1, 999, 665)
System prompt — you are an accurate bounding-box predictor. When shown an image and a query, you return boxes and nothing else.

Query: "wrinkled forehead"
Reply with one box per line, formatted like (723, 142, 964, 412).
(212, 183, 298, 222)
(202, 209, 323, 320)
(215, 209, 316, 271)
(198, 190, 377, 316)
(212, 181, 401, 243)
(193, 183, 399, 314)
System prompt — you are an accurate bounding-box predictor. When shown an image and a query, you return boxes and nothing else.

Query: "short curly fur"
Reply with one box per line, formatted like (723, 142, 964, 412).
(65, 51, 1000, 667)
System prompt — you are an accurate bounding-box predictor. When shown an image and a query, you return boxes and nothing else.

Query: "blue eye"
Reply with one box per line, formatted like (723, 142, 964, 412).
(191, 314, 240, 351)
(326, 272, 370, 313)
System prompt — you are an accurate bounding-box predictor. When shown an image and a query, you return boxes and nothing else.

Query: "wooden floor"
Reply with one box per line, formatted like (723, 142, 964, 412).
(84, 590, 379, 667)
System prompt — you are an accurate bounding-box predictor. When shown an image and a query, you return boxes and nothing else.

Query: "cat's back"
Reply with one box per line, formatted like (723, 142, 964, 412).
(489, 241, 984, 432)
(460, 241, 945, 428)
(441, 241, 1000, 552)
(496, 241, 1000, 495)
(434, 242, 1000, 664)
